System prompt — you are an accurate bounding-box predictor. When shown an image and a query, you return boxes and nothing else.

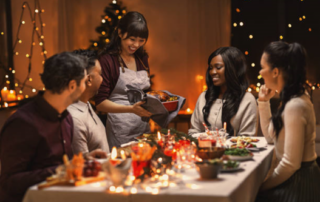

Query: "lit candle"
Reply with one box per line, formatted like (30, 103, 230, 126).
(223, 122, 227, 130)
(1, 87, 8, 101)
(7, 90, 16, 101)
(157, 131, 163, 147)
(120, 150, 126, 160)
(110, 147, 120, 166)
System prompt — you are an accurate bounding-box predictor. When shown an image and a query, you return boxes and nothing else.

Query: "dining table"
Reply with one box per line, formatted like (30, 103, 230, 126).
(23, 137, 274, 202)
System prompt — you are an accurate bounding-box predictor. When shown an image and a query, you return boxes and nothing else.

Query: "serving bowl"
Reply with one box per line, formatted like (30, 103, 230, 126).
(195, 161, 222, 179)
(162, 100, 178, 112)
(196, 147, 225, 160)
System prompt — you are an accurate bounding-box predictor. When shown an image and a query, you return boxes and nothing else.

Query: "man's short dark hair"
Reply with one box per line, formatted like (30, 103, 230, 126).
(41, 52, 87, 94)
(72, 49, 98, 73)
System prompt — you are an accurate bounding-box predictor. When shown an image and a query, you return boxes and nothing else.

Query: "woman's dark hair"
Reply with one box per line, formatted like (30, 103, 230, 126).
(73, 49, 98, 73)
(101, 11, 148, 58)
(41, 52, 87, 94)
(263, 41, 307, 137)
(203, 47, 249, 136)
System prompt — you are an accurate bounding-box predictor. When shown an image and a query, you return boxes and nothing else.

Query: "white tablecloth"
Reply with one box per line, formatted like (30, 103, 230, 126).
(23, 137, 274, 202)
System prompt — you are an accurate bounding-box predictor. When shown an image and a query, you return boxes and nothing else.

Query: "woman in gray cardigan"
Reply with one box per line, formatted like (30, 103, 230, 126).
(189, 47, 258, 136)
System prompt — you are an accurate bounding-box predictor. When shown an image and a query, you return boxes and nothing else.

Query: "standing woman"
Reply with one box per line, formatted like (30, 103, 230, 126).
(188, 47, 258, 136)
(96, 12, 152, 148)
(256, 41, 320, 201)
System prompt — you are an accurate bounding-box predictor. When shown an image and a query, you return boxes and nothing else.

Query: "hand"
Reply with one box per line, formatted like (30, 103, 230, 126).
(131, 101, 152, 117)
(258, 85, 275, 101)
(86, 149, 107, 160)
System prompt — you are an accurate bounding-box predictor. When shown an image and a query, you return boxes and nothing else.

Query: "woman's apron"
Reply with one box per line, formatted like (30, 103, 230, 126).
(106, 62, 151, 148)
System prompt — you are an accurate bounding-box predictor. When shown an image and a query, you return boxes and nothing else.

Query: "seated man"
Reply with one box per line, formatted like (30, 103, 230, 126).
(68, 49, 110, 154)
(0, 52, 106, 202)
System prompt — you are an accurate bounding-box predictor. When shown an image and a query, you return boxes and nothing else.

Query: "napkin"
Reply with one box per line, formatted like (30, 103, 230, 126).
(126, 85, 186, 128)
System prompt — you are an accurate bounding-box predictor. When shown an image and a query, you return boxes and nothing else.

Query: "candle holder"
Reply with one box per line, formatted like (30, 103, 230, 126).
(102, 157, 132, 187)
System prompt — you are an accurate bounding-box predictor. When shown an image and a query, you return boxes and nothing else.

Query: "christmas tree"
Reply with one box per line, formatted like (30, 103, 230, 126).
(89, 0, 127, 51)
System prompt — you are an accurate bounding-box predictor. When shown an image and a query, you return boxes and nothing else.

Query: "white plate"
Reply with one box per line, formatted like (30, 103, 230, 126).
(227, 155, 253, 161)
(191, 132, 206, 138)
(226, 137, 268, 149)
(221, 167, 243, 173)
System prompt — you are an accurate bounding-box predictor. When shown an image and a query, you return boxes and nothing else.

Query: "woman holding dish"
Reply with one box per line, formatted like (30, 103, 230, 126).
(95, 12, 152, 149)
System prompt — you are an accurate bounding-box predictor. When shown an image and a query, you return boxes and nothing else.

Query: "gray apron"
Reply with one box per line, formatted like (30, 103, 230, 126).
(106, 66, 151, 148)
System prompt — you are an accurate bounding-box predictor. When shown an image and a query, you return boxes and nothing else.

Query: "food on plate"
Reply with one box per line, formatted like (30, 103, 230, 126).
(231, 142, 257, 149)
(224, 148, 253, 156)
(223, 160, 240, 169)
(83, 160, 102, 177)
(230, 136, 260, 143)
(65, 153, 85, 181)
(147, 90, 178, 102)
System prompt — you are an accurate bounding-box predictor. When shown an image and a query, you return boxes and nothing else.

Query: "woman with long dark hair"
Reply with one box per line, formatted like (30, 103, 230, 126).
(256, 41, 320, 201)
(95, 11, 152, 148)
(189, 47, 258, 136)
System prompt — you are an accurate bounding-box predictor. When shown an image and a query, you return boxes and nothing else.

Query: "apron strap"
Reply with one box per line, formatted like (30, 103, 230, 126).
(117, 54, 150, 76)
(117, 55, 126, 73)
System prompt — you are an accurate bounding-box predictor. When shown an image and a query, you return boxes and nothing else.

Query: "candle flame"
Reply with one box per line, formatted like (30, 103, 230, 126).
(157, 131, 161, 141)
(111, 147, 117, 159)
(120, 150, 126, 160)
(224, 122, 227, 130)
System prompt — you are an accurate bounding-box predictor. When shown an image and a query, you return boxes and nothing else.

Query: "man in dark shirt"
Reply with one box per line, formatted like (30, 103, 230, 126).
(0, 52, 106, 202)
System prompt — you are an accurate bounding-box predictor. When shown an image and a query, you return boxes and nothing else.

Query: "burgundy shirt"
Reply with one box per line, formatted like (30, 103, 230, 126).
(95, 54, 149, 105)
(0, 92, 73, 202)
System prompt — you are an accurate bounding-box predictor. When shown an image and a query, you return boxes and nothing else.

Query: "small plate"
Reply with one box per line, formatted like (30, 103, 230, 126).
(221, 167, 244, 173)
(227, 154, 253, 161)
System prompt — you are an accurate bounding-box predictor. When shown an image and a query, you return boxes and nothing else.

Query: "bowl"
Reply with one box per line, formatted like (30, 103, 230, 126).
(195, 162, 222, 179)
(162, 100, 178, 112)
(196, 147, 225, 160)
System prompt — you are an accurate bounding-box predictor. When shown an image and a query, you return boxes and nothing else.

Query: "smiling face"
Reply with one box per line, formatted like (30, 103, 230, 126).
(119, 32, 146, 55)
(209, 55, 226, 87)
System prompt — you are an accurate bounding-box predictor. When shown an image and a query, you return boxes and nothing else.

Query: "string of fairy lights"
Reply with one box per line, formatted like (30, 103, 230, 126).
(232, 0, 319, 94)
(0, 0, 47, 108)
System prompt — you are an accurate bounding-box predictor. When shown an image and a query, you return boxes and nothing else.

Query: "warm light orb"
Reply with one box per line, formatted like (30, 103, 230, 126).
(94, 42, 98, 47)
(249, 35, 253, 39)
(19, 39, 22, 43)
(101, 31, 106, 35)
(257, 75, 262, 79)
(288, 24, 292, 28)
(309, 28, 312, 32)
(26, 54, 30, 58)
(257, 82, 261, 87)
(312, 86, 315, 90)
(118, 16, 122, 19)
(130, 187, 137, 194)
(236, 8, 240, 13)
(251, 63, 255, 67)
(248, 88, 252, 92)
(29, 78, 33, 81)
(245, 51, 249, 55)
(233, 23, 237, 27)
(32, 89, 36, 93)
(105, 38, 110, 43)
(1, 32, 4, 35)
(22, 21, 25, 24)
(39, 42, 43, 46)
(302, 15, 306, 19)
(299, 17, 302, 21)
(35, 9, 39, 13)
(239, 22, 244, 26)
(101, 19, 106, 23)
(279, 35, 283, 40)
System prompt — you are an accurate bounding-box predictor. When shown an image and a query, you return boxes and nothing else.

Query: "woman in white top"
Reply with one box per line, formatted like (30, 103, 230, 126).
(189, 47, 258, 136)
(256, 41, 320, 202)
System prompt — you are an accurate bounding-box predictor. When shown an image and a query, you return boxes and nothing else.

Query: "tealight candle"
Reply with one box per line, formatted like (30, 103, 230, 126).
(110, 147, 121, 166)
(157, 131, 163, 148)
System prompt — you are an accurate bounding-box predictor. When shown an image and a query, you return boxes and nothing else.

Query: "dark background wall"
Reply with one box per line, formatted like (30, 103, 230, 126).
(231, 0, 320, 87)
